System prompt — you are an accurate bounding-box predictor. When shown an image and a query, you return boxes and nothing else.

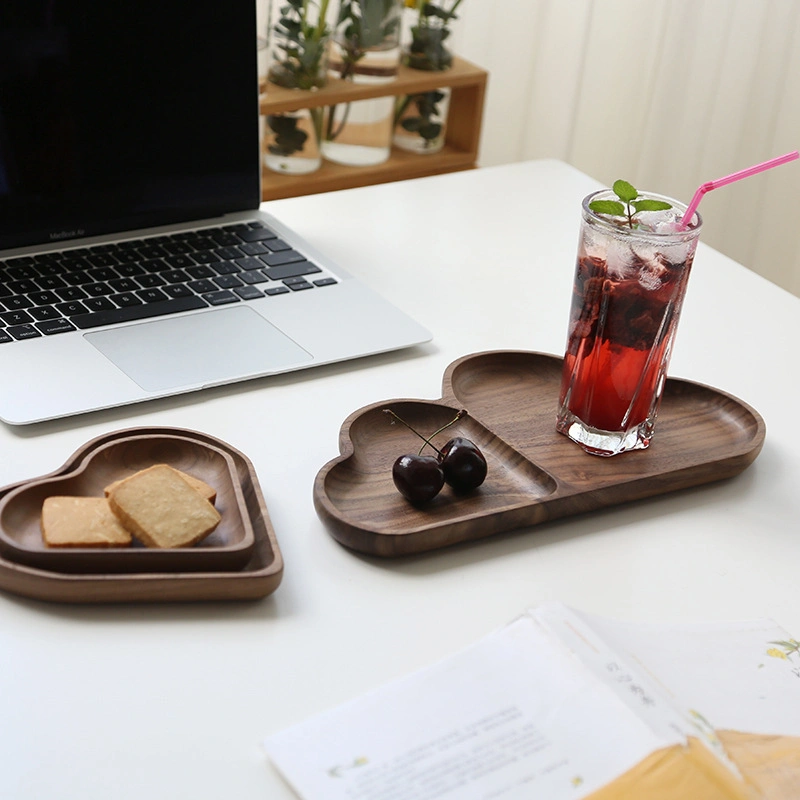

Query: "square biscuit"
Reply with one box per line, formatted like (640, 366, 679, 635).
(41, 496, 133, 548)
(104, 466, 216, 503)
(107, 464, 221, 548)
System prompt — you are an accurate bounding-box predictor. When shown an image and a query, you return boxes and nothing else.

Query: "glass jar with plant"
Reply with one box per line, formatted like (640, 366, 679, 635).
(392, 0, 464, 154)
(263, 0, 333, 175)
(403, 0, 463, 72)
(267, 0, 333, 89)
(321, 0, 404, 167)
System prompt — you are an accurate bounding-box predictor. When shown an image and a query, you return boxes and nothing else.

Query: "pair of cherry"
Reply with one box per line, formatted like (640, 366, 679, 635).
(384, 409, 488, 505)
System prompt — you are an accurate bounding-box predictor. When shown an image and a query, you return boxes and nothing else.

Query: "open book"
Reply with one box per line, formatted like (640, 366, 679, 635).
(263, 603, 800, 799)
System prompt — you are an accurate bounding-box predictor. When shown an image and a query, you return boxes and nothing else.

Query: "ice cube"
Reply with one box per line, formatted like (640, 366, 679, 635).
(638, 262, 665, 290)
(631, 246, 667, 290)
(636, 206, 683, 232)
(605, 237, 636, 278)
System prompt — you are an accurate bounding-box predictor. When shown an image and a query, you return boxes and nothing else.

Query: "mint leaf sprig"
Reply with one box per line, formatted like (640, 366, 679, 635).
(589, 180, 672, 228)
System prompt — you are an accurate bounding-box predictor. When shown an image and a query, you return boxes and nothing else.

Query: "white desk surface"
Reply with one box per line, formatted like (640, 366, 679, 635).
(1, 160, 798, 798)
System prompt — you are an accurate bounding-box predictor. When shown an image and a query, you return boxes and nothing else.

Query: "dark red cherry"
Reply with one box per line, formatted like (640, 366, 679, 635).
(439, 437, 487, 492)
(392, 454, 445, 504)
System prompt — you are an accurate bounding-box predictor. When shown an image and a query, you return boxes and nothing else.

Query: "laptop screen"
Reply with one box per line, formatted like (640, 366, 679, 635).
(0, 1, 260, 251)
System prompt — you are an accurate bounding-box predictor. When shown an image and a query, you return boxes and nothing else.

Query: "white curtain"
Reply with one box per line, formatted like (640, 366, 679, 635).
(452, 0, 800, 298)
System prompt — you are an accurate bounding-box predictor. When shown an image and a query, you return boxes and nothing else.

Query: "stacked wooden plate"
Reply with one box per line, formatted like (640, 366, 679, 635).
(0, 428, 283, 603)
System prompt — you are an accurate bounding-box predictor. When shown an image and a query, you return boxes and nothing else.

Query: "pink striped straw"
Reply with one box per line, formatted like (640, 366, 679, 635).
(679, 150, 799, 229)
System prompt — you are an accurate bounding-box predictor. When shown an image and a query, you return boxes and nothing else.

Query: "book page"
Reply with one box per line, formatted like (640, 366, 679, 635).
(573, 609, 800, 800)
(264, 614, 682, 800)
(574, 612, 800, 738)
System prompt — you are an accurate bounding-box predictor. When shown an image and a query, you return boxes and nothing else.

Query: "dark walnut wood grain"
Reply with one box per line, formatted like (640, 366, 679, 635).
(314, 351, 765, 556)
(0, 434, 253, 573)
(0, 428, 283, 603)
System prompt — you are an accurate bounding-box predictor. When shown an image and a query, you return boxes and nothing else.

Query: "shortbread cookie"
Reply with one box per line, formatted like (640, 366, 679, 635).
(41, 496, 133, 548)
(104, 466, 216, 503)
(107, 464, 221, 548)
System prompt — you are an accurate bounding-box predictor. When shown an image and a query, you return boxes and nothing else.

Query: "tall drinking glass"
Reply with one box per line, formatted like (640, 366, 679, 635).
(556, 190, 702, 456)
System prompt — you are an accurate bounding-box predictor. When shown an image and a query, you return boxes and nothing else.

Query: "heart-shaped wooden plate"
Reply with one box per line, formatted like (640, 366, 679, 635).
(0, 433, 255, 573)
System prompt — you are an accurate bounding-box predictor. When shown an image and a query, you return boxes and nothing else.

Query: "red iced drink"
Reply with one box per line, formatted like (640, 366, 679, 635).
(556, 189, 702, 456)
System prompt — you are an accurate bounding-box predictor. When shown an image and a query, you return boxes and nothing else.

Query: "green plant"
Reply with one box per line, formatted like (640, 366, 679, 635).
(334, 0, 402, 80)
(269, 0, 333, 90)
(405, 0, 465, 71)
(589, 180, 673, 229)
(394, 90, 446, 147)
(266, 115, 310, 158)
(325, 0, 403, 143)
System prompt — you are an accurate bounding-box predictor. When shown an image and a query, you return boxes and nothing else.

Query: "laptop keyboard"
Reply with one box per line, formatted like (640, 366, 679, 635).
(0, 221, 337, 343)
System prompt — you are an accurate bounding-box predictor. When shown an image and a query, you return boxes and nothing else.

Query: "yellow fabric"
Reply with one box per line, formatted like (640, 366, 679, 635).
(583, 737, 759, 800)
(718, 731, 800, 800)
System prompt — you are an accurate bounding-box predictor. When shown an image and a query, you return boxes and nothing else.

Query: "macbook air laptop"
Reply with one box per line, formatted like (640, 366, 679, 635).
(0, 0, 431, 425)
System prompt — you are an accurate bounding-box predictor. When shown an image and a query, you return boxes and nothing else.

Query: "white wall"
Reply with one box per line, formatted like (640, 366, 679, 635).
(451, 0, 800, 298)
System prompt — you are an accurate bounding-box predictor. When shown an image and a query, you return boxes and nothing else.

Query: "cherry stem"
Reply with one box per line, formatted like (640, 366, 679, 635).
(383, 408, 467, 456)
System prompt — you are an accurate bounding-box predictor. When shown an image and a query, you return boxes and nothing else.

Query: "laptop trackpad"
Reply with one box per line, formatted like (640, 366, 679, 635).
(85, 306, 312, 392)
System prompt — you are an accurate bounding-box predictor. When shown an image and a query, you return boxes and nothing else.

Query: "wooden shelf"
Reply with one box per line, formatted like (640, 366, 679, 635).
(259, 57, 487, 201)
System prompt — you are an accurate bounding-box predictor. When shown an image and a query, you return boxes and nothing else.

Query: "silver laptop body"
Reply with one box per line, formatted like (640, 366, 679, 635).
(0, 1, 430, 425)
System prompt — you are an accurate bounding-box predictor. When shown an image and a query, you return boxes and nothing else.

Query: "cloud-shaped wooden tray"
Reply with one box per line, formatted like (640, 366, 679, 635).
(0, 427, 283, 603)
(0, 434, 253, 574)
(314, 351, 766, 557)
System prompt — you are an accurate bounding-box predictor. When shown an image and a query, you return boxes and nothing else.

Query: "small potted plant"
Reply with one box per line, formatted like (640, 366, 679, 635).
(393, 0, 464, 154)
(263, 0, 333, 174)
(322, 0, 405, 166)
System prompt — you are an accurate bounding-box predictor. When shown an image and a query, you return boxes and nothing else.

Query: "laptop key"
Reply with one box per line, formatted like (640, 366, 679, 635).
(191, 250, 219, 265)
(137, 274, 166, 288)
(112, 292, 143, 308)
(238, 242, 270, 256)
(212, 246, 242, 260)
(161, 269, 191, 284)
(209, 232, 241, 247)
(203, 290, 239, 306)
(63, 269, 92, 286)
(57, 286, 89, 301)
(264, 238, 293, 252)
(6, 265, 38, 280)
(70, 296, 208, 329)
(114, 263, 146, 277)
(37, 318, 77, 335)
(84, 282, 115, 297)
(29, 291, 61, 305)
(29, 305, 62, 321)
(5, 295, 34, 311)
(234, 285, 264, 300)
(87, 266, 120, 282)
(262, 262, 322, 281)
(1, 308, 34, 324)
(187, 279, 217, 294)
(235, 256, 265, 271)
(56, 300, 89, 316)
(260, 249, 306, 267)
(109, 277, 140, 293)
(163, 284, 194, 299)
(210, 260, 241, 275)
(285, 279, 314, 291)
(36, 275, 68, 290)
(137, 288, 169, 303)
(238, 227, 278, 242)
(84, 297, 116, 312)
(164, 254, 196, 269)
(86, 253, 118, 268)
(213, 274, 244, 289)
(0, 330, 13, 344)
(9, 278, 38, 294)
(239, 270, 269, 285)
(7, 323, 41, 340)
